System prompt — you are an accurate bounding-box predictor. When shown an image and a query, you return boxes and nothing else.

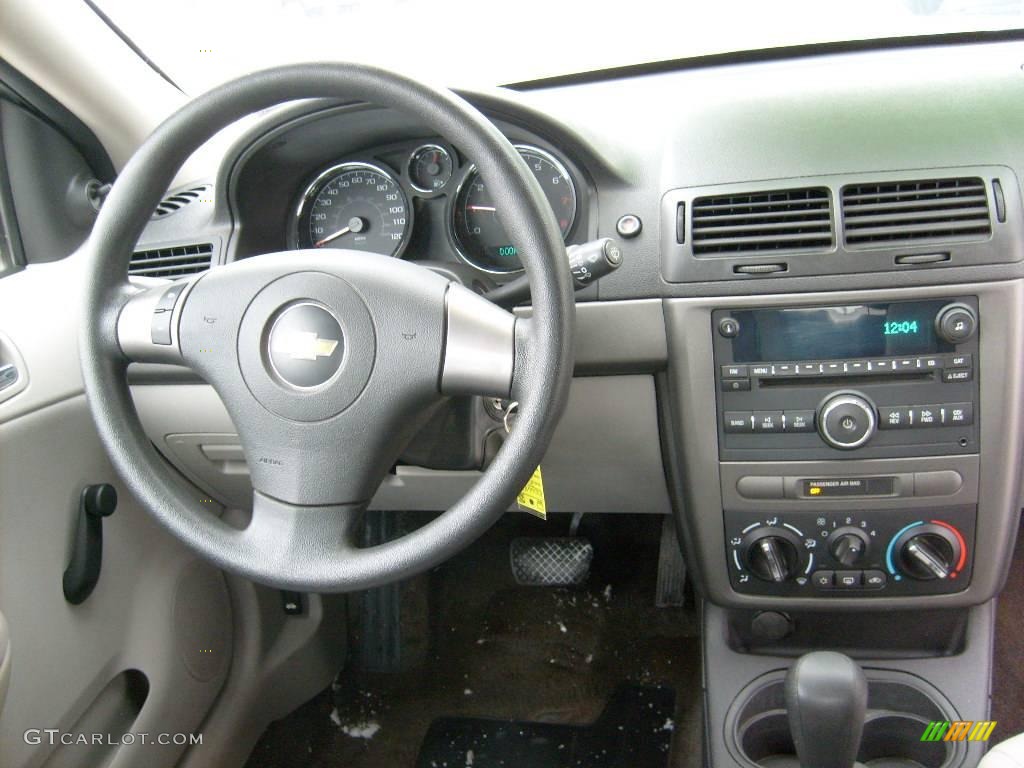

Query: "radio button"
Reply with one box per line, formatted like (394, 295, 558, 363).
(870, 359, 894, 372)
(724, 412, 754, 433)
(947, 354, 972, 369)
(721, 378, 751, 392)
(878, 406, 913, 429)
(785, 410, 816, 432)
(798, 362, 823, 375)
(920, 356, 942, 370)
(721, 364, 748, 378)
(718, 317, 741, 338)
(753, 411, 784, 433)
(942, 402, 973, 426)
(846, 361, 868, 374)
(751, 364, 773, 377)
(912, 405, 941, 427)
(894, 357, 919, 371)
(823, 361, 845, 375)
(819, 395, 876, 449)
(774, 363, 796, 376)
(942, 368, 973, 383)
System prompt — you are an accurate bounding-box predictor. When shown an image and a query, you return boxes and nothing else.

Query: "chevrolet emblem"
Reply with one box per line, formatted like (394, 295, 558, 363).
(276, 331, 339, 361)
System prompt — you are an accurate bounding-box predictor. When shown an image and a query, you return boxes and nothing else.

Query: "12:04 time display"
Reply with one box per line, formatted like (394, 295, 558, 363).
(884, 320, 920, 336)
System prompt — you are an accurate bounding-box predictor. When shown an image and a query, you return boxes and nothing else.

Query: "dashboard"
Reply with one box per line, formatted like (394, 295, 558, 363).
(127, 37, 1024, 623)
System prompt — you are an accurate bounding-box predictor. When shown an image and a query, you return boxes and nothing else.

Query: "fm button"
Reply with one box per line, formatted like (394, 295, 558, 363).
(818, 393, 876, 450)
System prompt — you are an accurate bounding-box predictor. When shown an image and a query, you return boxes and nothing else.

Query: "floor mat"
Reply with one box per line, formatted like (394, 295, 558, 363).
(246, 514, 703, 768)
(991, 518, 1024, 745)
(415, 684, 676, 768)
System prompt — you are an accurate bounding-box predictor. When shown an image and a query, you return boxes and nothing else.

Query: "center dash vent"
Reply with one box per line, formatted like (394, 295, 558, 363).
(841, 177, 991, 247)
(129, 243, 213, 278)
(152, 185, 211, 219)
(690, 187, 833, 256)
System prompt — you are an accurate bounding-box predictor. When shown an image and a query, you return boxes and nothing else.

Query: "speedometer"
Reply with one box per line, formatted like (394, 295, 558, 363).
(292, 162, 410, 257)
(452, 145, 577, 274)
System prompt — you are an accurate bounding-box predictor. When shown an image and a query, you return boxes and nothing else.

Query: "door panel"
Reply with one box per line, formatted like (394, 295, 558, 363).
(0, 394, 232, 768)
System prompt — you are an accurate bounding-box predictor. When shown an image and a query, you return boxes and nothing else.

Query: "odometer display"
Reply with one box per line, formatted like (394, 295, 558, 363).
(452, 145, 577, 273)
(294, 162, 410, 257)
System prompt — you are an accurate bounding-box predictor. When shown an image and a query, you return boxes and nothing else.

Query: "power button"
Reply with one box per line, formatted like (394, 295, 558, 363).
(818, 393, 876, 450)
(718, 317, 740, 338)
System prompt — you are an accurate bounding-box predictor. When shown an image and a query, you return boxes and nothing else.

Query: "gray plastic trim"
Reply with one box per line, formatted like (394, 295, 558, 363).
(441, 283, 516, 398)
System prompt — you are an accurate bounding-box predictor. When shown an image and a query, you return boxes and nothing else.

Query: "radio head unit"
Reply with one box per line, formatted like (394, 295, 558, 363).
(713, 298, 979, 461)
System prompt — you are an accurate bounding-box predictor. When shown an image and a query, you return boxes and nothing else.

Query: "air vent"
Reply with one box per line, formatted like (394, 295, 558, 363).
(841, 177, 991, 247)
(152, 185, 211, 219)
(691, 187, 833, 256)
(129, 243, 213, 278)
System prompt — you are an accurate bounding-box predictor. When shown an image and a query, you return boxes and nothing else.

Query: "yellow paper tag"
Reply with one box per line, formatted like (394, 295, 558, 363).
(517, 466, 547, 519)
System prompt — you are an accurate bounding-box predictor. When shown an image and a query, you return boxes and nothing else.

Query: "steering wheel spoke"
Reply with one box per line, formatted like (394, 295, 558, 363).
(116, 279, 196, 364)
(440, 283, 517, 399)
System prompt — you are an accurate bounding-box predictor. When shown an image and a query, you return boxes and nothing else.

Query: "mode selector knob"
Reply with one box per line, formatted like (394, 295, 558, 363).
(746, 534, 801, 583)
(935, 303, 977, 344)
(818, 393, 876, 450)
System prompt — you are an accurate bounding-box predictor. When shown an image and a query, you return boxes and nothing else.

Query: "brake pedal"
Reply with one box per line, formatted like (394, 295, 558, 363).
(510, 537, 593, 586)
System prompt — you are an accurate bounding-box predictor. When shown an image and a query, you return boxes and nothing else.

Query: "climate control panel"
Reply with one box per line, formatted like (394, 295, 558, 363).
(724, 506, 974, 598)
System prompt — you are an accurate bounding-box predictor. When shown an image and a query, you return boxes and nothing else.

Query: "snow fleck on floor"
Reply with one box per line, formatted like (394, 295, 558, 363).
(463, 688, 473, 696)
(465, 749, 475, 766)
(330, 709, 381, 740)
(556, 620, 568, 633)
(661, 718, 675, 732)
(603, 584, 613, 602)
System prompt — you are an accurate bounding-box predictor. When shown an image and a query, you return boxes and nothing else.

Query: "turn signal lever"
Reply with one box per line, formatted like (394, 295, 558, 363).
(484, 238, 623, 307)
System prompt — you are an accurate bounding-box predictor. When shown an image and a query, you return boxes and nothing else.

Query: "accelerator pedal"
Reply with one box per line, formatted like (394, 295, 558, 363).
(510, 535, 593, 586)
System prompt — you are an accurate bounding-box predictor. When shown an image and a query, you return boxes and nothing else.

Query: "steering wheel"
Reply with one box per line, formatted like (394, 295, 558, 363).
(79, 64, 575, 592)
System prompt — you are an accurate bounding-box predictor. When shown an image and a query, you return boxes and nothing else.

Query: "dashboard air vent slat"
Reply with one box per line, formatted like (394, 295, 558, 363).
(841, 178, 991, 247)
(129, 243, 214, 278)
(152, 184, 211, 219)
(691, 187, 833, 256)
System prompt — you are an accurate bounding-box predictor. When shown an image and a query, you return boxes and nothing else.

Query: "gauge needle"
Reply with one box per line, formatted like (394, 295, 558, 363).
(314, 216, 366, 247)
(467, 205, 497, 213)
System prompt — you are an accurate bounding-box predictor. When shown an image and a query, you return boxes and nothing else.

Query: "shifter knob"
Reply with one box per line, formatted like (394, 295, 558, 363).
(785, 652, 868, 768)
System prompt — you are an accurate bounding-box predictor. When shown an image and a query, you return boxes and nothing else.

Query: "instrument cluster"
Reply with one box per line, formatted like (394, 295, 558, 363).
(289, 139, 582, 275)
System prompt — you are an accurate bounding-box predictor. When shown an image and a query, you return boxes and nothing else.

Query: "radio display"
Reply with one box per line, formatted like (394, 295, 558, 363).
(729, 301, 955, 363)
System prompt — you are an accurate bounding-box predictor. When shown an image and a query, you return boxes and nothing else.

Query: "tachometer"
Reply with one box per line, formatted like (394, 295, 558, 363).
(293, 162, 410, 256)
(452, 145, 577, 273)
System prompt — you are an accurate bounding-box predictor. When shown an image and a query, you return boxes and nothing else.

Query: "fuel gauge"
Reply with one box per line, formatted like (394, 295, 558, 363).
(408, 144, 453, 193)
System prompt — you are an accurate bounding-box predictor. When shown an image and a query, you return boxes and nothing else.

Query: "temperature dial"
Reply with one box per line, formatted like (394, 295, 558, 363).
(889, 521, 966, 581)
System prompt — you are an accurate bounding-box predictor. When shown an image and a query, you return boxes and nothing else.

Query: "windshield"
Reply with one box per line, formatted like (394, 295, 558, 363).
(95, 0, 1024, 94)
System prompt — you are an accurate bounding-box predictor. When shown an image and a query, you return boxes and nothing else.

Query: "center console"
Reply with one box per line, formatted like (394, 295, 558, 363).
(663, 281, 1023, 612)
(663, 280, 1024, 768)
(712, 298, 980, 600)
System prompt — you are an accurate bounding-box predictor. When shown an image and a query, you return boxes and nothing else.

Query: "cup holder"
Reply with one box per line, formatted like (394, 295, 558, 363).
(728, 672, 966, 768)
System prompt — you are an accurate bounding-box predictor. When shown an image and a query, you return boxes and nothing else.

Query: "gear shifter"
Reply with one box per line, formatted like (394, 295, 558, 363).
(785, 652, 868, 768)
